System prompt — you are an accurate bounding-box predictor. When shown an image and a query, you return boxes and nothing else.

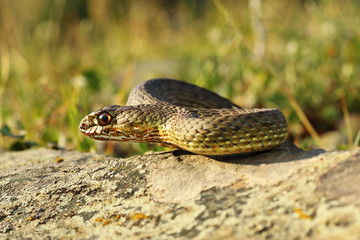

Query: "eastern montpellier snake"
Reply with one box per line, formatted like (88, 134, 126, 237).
(79, 78, 288, 155)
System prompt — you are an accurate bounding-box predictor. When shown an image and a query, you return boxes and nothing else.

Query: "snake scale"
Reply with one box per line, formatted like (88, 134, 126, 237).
(79, 78, 288, 155)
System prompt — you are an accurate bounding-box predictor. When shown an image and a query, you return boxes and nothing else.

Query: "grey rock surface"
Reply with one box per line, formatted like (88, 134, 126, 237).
(0, 141, 359, 239)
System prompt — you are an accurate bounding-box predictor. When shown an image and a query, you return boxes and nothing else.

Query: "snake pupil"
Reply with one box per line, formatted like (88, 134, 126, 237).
(102, 115, 108, 122)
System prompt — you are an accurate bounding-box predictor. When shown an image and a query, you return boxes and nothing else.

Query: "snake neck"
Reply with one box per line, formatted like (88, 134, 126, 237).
(109, 104, 174, 145)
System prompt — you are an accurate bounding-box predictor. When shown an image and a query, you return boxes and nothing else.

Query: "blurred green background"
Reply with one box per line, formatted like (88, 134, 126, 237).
(0, 0, 359, 157)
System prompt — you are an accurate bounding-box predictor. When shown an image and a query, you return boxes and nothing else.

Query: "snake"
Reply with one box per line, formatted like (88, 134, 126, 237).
(79, 78, 288, 155)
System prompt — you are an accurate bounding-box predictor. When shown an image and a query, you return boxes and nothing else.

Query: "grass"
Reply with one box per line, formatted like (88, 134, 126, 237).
(0, 0, 359, 156)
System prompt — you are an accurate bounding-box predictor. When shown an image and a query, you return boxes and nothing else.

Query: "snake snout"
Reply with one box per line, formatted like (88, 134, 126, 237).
(79, 118, 88, 133)
(79, 115, 95, 134)
(79, 121, 86, 131)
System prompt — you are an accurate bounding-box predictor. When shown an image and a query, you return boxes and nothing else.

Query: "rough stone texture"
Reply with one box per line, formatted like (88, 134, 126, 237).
(0, 141, 359, 239)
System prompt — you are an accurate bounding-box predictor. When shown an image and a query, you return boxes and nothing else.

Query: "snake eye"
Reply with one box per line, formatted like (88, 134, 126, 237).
(98, 112, 112, 126)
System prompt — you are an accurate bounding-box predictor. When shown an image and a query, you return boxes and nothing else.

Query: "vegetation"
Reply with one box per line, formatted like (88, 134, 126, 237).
(1, 0, 359, 156)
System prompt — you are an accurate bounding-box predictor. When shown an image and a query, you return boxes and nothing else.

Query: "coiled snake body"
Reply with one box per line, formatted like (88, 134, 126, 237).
(79, 79, 287, 155)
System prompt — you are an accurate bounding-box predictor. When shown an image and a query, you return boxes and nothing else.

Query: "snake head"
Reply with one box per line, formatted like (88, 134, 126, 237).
(79, 104, 164, 143)
(79, 105, 120, 140)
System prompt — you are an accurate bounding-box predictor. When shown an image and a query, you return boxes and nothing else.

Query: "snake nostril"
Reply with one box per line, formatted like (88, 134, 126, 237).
(81, 122, 86, 129)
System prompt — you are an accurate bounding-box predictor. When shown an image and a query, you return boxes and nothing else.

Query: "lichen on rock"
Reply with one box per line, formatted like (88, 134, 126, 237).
(0, 142, 359, 239)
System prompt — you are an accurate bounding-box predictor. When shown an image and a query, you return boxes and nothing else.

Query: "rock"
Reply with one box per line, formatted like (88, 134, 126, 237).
(0, 141, 359, 239)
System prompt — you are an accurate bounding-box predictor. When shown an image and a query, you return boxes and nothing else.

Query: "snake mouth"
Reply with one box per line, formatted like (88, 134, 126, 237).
(79, 116, 100, 137)
(79, 117, 128, 141)
(79, 125, 110, 140)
